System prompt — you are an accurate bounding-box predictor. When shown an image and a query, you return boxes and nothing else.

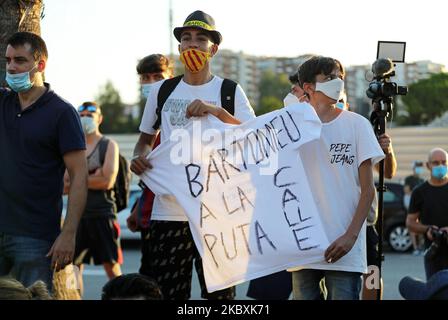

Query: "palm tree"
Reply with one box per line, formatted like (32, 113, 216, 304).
(0, 0, 44, 86)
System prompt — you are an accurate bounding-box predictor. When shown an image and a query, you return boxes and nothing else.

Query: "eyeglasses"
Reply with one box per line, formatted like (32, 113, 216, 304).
(78, 105, 97, 113)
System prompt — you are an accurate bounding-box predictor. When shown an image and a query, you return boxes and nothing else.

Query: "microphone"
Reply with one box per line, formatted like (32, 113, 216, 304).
(372, 58, 394, 78)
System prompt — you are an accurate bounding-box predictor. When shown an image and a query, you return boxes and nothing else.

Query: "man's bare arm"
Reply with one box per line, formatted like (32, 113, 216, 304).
(131, 132, 156, 175)
(88, 140, 119, 190)
(186, 99, 241, 125)
(47, 150, 88, 271)
(375, 133, 397, 179)
(325, 159, 375, 263)
(406, 212, 439, 241)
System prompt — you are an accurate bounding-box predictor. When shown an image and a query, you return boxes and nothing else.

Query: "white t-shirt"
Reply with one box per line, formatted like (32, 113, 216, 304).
(141, 103, 330, 292)
(139, 76, 256, 221)
(289, 110, 384, 274)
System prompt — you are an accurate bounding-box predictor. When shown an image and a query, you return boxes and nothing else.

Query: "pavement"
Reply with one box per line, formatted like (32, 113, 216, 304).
(80, 243, 426, 300)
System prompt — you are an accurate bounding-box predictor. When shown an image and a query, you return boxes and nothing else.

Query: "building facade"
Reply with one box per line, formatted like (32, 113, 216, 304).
(345, 61, 446, 117)
(173, 50, 446, 116)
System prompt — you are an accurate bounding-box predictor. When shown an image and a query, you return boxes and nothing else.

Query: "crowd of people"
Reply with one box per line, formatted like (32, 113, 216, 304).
(0, 9, 447, 301)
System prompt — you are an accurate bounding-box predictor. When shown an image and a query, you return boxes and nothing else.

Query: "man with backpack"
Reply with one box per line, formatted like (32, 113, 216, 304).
(65, 101, 123, 296)
(127, 53, 173, 277)
(130, 10, 255, 299)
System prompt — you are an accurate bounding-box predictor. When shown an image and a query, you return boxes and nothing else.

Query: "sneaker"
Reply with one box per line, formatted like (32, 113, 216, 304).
(412, 249, 422, 256)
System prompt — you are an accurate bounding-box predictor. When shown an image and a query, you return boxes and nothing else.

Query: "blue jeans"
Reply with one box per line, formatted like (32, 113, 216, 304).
(0, 232, 53, 291)
(292, 269, 362, 300)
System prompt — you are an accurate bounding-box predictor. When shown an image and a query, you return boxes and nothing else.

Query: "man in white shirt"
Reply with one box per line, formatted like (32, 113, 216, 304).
(130, 10, 255, 300)
(289, 56, 384, 300)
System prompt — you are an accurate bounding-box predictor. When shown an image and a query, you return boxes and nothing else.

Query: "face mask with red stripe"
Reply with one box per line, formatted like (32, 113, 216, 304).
(179, 48, 211, 73)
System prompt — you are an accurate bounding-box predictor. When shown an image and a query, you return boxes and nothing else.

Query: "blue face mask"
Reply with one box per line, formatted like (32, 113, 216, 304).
(415, 167, 424, 175)
(5, 66, 36, 93)
(80, 116, 97, 135)
(335, 102, 346, 110)
(432, 165, 447, 180)
(141, 83, 153, 99)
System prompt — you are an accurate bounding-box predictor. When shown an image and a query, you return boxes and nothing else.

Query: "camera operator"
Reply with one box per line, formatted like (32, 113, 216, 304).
(406, 147, 448, 279)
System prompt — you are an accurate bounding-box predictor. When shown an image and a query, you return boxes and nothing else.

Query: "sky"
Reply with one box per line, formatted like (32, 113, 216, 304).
(40, 0, 448, 106)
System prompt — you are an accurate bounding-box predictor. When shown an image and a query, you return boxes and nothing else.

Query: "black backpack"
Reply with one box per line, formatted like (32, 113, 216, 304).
(152, 75, 238, 130)
(99, 137, 131, 213)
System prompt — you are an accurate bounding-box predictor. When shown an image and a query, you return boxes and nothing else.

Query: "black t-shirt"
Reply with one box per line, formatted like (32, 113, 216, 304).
(408, 181, 448, 228)
(0, 84, 86, 241)
(404, 175, 424, 191)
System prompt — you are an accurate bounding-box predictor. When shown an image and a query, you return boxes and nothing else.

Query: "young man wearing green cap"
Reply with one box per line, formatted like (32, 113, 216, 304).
(131, 10, 255, 300)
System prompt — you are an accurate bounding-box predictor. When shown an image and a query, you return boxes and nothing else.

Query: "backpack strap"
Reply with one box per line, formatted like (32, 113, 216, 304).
(152, 76, 237, 131)
(98, 136, 110, 165)
(220, 78, 237, 116)
(152, 75, 184, 131)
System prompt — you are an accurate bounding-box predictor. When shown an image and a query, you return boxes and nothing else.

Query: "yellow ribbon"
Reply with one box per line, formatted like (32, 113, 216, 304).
(184, 20, 213, 31)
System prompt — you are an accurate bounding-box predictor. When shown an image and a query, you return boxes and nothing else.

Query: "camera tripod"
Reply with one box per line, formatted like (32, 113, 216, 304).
(370, 97, 393, 301)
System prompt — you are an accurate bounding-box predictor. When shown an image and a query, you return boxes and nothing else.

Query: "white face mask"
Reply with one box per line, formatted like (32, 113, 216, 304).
(315, 78, 345, 101)
(141, 83, 153, 98)
(283, 93, 301, 107)
(80, 116, 97, 135)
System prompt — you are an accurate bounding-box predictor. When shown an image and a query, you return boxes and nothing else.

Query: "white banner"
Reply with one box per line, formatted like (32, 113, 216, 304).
(141, 103, 330, 292)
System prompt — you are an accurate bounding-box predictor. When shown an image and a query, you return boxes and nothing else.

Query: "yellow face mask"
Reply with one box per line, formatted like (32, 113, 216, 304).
(179, 48, 211, 73)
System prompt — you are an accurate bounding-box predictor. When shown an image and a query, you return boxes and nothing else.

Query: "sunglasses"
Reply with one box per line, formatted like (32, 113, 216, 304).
(78, 105, 97, 113)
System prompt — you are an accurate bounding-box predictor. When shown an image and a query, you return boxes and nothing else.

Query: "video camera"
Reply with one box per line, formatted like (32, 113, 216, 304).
(366, 58, 408, 103)
(366, 41, 408, 104)
(425, 229, 448, 262)
(431, 229, 448, 246)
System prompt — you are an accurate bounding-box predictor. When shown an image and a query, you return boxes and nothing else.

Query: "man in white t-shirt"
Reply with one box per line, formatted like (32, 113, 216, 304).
(289, 56, 384, 300)
(130, 10, 255, 300)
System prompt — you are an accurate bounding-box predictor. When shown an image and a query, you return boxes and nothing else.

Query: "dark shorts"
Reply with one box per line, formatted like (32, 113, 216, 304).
(366, 225, 380, 267)
(143, 220, 235, 300)
(74, 217, 123, 266)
